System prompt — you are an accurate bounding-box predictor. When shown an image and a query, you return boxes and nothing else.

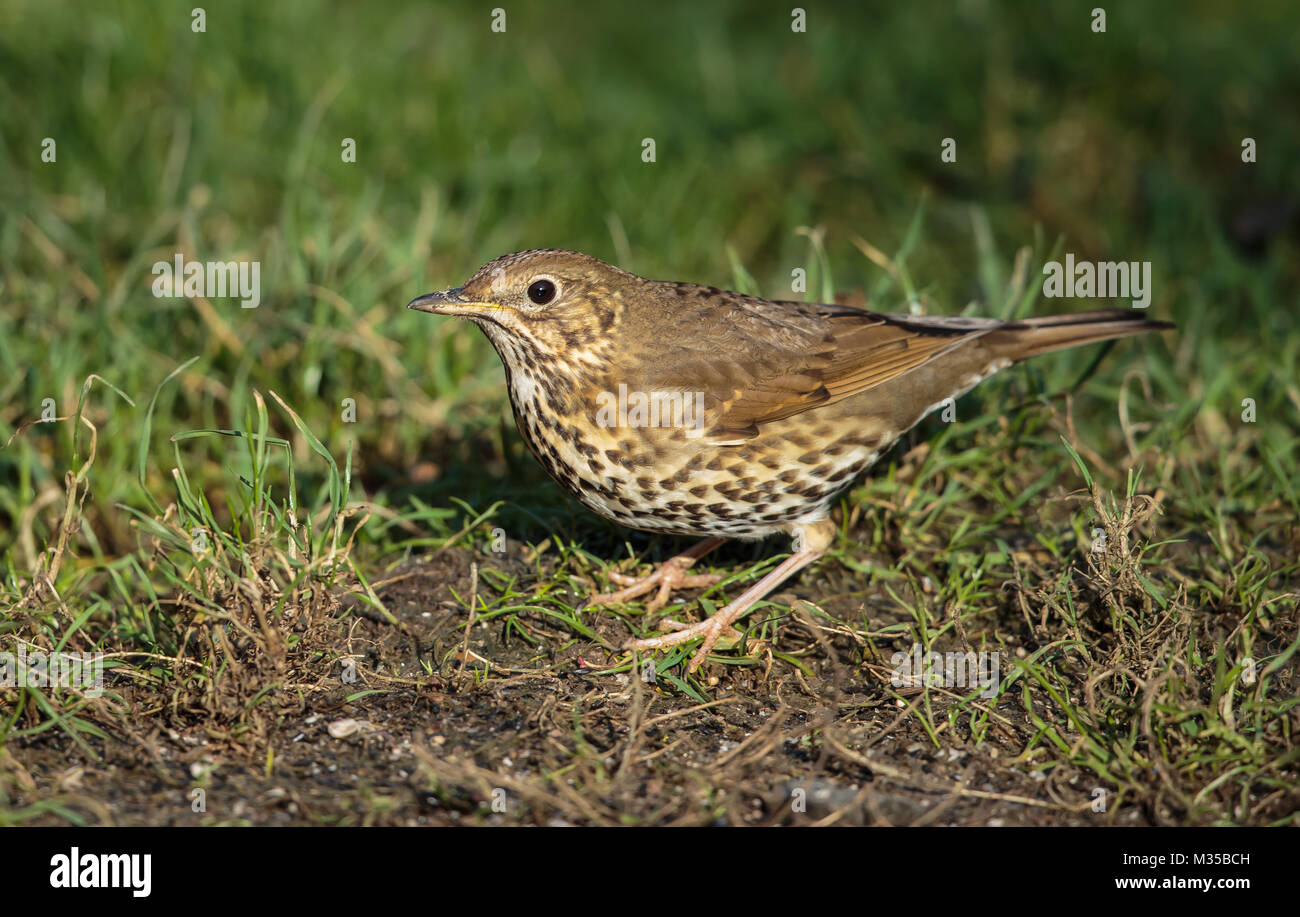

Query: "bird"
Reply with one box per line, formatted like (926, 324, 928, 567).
(409, 249, 1173, 673)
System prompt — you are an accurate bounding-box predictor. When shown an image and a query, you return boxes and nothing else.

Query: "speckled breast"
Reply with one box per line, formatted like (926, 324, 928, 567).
(510, 393, 888, 540)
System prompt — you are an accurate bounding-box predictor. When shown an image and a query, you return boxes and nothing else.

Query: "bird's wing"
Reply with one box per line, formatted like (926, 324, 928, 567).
(638, 294, 999, 442)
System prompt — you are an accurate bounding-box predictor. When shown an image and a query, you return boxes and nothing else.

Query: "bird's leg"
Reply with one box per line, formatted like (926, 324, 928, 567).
(588, 536, 727, 613)
(625, 520, 835, 673)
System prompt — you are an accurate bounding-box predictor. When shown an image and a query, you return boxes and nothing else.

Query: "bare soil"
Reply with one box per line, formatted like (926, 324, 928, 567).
(5, 542, 1218, 827)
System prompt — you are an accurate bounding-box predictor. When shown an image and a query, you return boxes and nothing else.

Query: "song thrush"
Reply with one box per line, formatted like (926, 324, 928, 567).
(409, 249, 1172, 672)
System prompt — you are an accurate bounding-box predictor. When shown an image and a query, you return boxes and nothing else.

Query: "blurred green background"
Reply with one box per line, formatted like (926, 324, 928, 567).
(1, 0, 1298, 569)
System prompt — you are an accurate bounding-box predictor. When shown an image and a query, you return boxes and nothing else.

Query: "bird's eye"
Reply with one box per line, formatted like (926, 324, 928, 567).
(527, 279, 557, 305)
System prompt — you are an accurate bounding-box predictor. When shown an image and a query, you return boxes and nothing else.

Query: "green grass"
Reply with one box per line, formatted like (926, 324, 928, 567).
(1, 0, 1298, 825)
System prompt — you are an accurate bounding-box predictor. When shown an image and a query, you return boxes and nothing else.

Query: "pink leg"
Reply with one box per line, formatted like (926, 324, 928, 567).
(625, 520, 835, 672)
(587, 536, 726, 613)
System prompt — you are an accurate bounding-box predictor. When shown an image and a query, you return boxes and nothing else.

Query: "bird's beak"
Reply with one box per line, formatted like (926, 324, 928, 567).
(407, 287, 505, 317)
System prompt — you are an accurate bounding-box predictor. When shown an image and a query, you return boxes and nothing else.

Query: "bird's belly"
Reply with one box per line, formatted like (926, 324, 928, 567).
(514, 406, 887, 538)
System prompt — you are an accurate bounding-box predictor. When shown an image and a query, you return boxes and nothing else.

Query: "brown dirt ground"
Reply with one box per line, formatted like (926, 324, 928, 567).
(4, 540, 1197, 827)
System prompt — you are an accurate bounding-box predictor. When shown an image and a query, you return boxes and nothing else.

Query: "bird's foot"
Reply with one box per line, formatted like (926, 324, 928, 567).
(587, 537, 726, 613)
(624, 601, 752, 672)
(590, 565, 722, 613)
(654, 616, 748, 651)
(623, 520, 834, 673)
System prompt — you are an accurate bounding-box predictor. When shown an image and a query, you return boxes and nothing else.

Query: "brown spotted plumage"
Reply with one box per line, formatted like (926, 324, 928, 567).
(409, 249, 1173, 671)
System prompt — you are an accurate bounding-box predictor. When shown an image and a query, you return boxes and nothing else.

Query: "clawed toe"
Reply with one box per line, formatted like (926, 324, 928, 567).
(587, 537, 725, 612)
(624, 526, 832, 672)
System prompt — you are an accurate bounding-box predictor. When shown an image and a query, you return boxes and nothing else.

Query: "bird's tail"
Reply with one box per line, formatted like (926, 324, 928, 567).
(987, 309, 1174, 361)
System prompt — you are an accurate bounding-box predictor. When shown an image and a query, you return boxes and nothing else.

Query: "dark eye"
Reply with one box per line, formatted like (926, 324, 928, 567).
(527, 279, 556, 305)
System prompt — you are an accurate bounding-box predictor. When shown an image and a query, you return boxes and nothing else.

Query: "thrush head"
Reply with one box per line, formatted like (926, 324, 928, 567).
(407, 249, 638, 382)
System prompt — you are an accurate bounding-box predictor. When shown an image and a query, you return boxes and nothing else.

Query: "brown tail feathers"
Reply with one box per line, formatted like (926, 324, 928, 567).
(988, 309, 1174, 361)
